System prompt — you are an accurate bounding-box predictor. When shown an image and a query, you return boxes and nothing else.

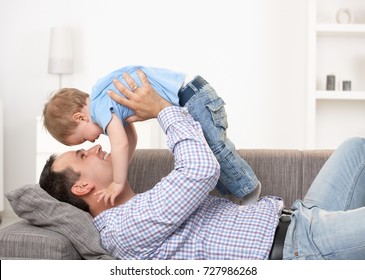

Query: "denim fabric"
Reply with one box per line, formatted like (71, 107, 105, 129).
(284, 137, 365, 259)
(181, 76, 258, 198)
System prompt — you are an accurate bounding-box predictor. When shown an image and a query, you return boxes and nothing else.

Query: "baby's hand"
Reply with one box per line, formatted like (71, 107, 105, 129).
(94, 182, 124, 206)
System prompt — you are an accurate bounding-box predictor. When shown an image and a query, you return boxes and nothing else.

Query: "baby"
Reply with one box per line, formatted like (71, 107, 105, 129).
(43, 65, 260, 205)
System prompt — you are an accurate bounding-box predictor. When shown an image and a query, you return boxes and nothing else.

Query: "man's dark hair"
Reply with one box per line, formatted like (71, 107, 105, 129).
(39, 154, 90, 212)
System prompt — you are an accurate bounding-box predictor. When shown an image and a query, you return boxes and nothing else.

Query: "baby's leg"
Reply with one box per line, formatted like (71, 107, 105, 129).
(181, 76, 259, 198)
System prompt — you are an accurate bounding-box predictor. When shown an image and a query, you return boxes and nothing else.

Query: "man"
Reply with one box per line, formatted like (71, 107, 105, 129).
(40, 70, 365, 260)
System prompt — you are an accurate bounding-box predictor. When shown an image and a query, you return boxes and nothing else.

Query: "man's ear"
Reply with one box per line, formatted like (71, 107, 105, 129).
(71, 182, 94, 196)
(72, 112, 89, 123)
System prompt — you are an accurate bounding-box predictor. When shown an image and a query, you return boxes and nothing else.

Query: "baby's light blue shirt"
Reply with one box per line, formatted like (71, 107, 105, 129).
(91, 65, 186, 134)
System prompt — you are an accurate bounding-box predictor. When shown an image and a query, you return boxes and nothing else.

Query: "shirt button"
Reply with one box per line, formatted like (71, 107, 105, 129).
(294, 252, 299, 256)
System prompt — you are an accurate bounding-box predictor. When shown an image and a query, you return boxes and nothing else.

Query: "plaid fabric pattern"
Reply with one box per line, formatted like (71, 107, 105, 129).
(93, 106, 283, 259)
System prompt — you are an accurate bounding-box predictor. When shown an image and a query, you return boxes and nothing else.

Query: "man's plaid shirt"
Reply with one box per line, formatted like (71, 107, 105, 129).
(93, 106, 283, 259)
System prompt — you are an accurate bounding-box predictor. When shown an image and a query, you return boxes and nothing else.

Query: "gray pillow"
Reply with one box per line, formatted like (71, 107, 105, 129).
(6, 184, 114, 260)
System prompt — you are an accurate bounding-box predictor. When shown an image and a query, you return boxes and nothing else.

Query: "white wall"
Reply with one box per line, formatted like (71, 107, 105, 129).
(0, 0, 308, 215)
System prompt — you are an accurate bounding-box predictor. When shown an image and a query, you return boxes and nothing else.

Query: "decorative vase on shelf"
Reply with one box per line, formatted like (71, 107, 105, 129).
(336, 9, 353, 24)
(326, 74, 336, 91)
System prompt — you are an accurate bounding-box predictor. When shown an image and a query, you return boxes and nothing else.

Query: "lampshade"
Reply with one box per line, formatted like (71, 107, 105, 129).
(48, 27, 73, 74)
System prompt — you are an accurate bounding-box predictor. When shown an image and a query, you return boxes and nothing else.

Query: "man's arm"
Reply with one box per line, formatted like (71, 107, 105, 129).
(124, 106, 220, 255)
(107, 71, 220, 256)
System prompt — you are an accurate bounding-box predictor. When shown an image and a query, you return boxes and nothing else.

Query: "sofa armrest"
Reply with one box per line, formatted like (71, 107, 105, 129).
(0, 220, 82, 260)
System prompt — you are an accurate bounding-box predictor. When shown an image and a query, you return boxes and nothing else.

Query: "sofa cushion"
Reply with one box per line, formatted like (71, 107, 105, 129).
(128, 149, 174, 194)
(302, 150, 333, 196)
(0, 220, 82, 259)
(238, 149, 303, 206)
(5, 184, 114, 260)
(128, 149, 305, 206)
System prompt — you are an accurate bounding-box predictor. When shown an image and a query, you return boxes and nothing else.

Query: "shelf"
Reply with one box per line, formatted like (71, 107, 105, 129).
(317, 23, 365, 35)
(307, 0, 365, 149)
(315, 91, 365, 100)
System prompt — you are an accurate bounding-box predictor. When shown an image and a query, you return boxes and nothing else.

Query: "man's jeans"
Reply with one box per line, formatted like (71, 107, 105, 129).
(284, 137, 365, 259)
(181, 76, 258, 198)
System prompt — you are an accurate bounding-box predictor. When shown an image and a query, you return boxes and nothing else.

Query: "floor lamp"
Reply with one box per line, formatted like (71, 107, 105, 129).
(48, 27, 73, 88)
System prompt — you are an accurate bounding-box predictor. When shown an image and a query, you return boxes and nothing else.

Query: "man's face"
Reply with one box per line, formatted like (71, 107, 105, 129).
(53, 145, 113, 188)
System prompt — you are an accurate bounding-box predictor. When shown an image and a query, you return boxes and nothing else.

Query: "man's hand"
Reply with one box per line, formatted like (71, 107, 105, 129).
(108, 70, 171, 122)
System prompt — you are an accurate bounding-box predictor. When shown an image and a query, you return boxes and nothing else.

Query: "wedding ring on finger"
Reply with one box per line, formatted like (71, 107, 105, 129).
(132, 85, 138, 92)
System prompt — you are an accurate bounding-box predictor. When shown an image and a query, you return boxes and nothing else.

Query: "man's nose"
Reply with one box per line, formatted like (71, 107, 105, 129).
(87, 144, 101, 154)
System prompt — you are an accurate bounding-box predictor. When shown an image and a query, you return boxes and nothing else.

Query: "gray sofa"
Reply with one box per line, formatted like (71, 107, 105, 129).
(0, 148, 333, 259)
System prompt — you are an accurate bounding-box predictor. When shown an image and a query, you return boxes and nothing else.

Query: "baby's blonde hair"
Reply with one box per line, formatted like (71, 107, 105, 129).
(43, 88, 89, 144)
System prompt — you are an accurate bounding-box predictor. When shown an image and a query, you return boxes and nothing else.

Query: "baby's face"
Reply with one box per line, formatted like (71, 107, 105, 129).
(66, 121, 103, 145)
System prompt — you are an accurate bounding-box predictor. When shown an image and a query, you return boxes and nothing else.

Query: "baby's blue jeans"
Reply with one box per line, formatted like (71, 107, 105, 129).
(179, 76, 258, 198)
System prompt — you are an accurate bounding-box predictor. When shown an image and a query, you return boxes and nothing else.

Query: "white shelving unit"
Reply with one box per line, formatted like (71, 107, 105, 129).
(307, 0, 365, 149)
